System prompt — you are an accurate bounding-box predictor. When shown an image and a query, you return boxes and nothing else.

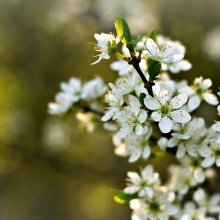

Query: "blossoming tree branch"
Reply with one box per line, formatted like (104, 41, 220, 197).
(48, 17, 220, 220)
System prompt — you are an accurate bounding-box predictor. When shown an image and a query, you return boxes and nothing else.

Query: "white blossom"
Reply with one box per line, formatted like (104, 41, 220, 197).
(91, 32, 120, 65)
(82, 76, 107, 100)
(60, 77, 82, 103)
(124, 165, 159, 198)
(143, 38, 184, 64)
(115, 72, 142, 95)
(179, 155, 206, 183)
(157, 137, 168, 151)
(48, 92, 72, 115)
(101, 84, 124, 121)
(179, 214, 192, 220)
(136, 41, 145, 52)
(193, 188, 220, 214)
(144, 87, 191, 133)
(199, 138, 220, 168)
(167, 118, 205, 158)
(203, 26, 220, 62)
(181, 201, 215, 220)
(167, 165, 197, 195)
(112, 128, 152, 163)
(178, 77, 219, 111)
(156, 35, 192, 74)
(162, 60, 192, 74)
(130, 190, 178, 220)
(116, 95, 148, 138)
(76, 112, 96, 132)
(110, 59, 133, 76)
(213, 105, 220, 133)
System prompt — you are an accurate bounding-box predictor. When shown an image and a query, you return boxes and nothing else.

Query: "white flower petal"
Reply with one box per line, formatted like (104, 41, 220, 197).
(129, 149, 142, 163)
(167, 137, 179, 147)
(203, 93, 219, 105)
(172, 54, 184, 62)
(144, 96, 160, 110)
(141, 165, 153, 178)
(178, 86, 194, 96)
(201, 79, 212, 90)
(159, 117, 172, 133)
(116, 111, 131, 122)
(209, 205, 220, 213)
(135, 124, 143, 135)
(210, 193, 220, 205)
(176, 144, 186, 158)
(124, 186, 140, 194)
(145, 187, 154, 198)
(198, 146, 212, 157)
(170, 110, 191, 123)
(179, 214, 192, 220)
(194, 169, 205, 183)
(142, 126, 148, 135)
(138, 110, 147, 123)
(129, 95, 140, 115)
(186, 142, 198, 157)
(166, 204, 178, 215)
(151, 111, 161, 122)
(170, 94, 188, 109)
(158, 137, 168, 150)
(142, 146, 151, 159)
(117, 126, 133, 138)
(180, 60, 192, 71)
(202, 156, 215, 167)
(102, 109, 116, 121)
(216, 157, 220, 166)
(188, 96, 201, 111)
(127, 172, 141, 183)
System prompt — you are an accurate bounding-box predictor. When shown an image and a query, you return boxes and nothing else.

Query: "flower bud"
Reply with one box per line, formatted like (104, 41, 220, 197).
(136, 42, 145, 52)
(157, 137, 168, 151)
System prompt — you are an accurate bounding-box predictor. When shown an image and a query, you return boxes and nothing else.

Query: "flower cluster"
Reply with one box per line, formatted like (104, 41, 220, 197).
(47, 18, 220, 220)
(48, 76, 107, 115)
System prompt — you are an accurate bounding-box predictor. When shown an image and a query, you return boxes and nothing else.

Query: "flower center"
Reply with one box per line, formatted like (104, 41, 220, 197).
(191, 159, 200, 168)
(161, 106, 169, 115)
(148, 201, 160, 212)
(214, 149, 220, 157)
(196, 87, 204, 95)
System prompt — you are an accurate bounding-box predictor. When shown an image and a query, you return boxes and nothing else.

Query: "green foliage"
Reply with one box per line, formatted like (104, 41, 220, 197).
(110, 188, 138, 203)
(115, 17, 132, 45)
(148, 61, 161, 80)
(147, 30, 157, 43)
(131, 36, 141, 46)
(139, 93, 147, 107)
(115, 17, 139, 55)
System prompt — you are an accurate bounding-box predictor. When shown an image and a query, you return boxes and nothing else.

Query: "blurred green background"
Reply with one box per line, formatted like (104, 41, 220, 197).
(0, 0, 220, 219)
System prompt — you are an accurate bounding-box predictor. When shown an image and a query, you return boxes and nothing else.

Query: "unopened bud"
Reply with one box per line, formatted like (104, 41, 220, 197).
(136, 42, 145, 52)
(157, 137, 168, 151)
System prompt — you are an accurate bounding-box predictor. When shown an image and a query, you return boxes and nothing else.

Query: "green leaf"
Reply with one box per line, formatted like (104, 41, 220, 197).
(115, 17, 132, 45)
(110, 188, 138, 202)
(148, 61, 161, 79)
(126, 42, 135, 52)
(139, 93, 147, 106)
(147, 30, 157, 43)
(131, 36, 141, 46)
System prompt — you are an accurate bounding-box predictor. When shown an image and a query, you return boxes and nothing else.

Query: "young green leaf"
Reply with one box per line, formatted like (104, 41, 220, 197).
(147, 30, 157, 43)
(110, 188, 138, 202)
(148, 60, 161, 79)
(139, 93, 147, 107)
(131, 36, 141, 46)
(115, 17, 132, 45)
